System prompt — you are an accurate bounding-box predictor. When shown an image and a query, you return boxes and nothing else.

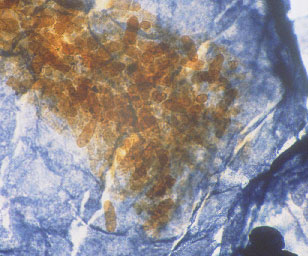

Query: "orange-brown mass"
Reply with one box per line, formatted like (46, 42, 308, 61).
(1, 0, 241, 236)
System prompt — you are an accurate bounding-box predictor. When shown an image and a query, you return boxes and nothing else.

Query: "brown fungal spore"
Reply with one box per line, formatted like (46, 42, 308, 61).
(104, 200, 117, 232)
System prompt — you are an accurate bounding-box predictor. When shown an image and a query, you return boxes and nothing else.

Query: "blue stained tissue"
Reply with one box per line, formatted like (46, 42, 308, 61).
(0, 0, 308, 255)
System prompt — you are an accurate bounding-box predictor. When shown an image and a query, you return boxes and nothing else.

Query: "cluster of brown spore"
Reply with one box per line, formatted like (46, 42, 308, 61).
(1, 0, 241, 236)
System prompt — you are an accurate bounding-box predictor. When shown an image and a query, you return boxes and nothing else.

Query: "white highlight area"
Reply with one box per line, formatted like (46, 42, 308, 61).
(288, 0, 308, 20)
(94, 0, 113, 10)
(276, 136, 297, 156)
(212, 227, 224, 256)
(288, 0, 308, 73)
(69, 191, 91, 256)
(70, 220, 88, 256)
